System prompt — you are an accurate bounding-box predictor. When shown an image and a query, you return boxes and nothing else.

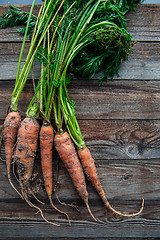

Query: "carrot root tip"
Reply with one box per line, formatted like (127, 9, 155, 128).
(85, 200, 97, 222)
(22, 191, 60, 226)
(49, 195, 71, 226)
(8, 171, 24, 200)
(107, 198, 145, 217)
(55, 191, 80, 213)
(31, 192, 45, 205)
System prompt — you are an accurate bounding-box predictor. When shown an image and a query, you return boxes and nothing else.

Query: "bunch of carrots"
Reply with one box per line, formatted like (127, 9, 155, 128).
(1, 0, 144, 225)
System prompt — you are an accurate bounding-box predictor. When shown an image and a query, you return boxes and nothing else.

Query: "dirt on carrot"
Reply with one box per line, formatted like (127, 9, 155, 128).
(4, 111, 22, 196)
(40, 123, 71, 225)
(54, 131, 96, 221)
(12, 117, 62, 226)
(4, 111, 21, 174)
(40, 123, 54, 197)
(14, 116, 40, 189)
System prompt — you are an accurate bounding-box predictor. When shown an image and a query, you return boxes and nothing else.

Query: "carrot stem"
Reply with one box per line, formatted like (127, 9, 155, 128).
(16, 0, 37, 82)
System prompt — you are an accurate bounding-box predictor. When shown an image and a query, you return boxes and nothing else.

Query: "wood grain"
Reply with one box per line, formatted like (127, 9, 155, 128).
(0, 27, 28, 42)
(126, 4, 160, 41)
(1, 80, 160, 120)
(0, 42, 31, 60)
(0, 42, 160, 80)
(0, 220, 160, 239)
(1, 4, 160, 42)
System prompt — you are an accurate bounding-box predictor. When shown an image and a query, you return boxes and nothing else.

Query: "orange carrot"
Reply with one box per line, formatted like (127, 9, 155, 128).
(40, 123, 70, 224)
(14, 116, 40, 185)
(78, 147, 144, 217)
(40, 123, 54, 197)
(4, 111, 22, 197)
(14, 117, 60, 226)
(54, 131, 96, 221)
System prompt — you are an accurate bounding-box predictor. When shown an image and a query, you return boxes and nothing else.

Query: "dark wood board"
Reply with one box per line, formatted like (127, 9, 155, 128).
(1, 80, 160, 120)
(0, 4, 160, 42)
(0, 41, 160, 81)
(0, 3, 160, 239)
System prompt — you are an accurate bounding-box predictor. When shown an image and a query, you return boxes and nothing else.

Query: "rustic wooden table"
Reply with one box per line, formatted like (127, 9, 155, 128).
(0, 3, 160, 239)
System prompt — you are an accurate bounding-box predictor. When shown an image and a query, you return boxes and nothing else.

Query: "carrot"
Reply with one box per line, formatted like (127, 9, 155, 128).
(3, 111, 22, 197)
(40, 123, 71, 224)
(14, 118, 61, 226)
(54, 131, 96, 221)
(78, 147, 144, 217)
(40, 123, 54, 197)
(14, 116, 39, 186)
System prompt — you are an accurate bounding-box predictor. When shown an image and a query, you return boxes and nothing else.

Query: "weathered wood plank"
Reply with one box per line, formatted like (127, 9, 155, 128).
(0, 4, 160, 42)
(0, 200, 147, 222)
(0, 5, 160, 42)
(0, 219, 160, 238)
(79, 120, 160, 160)
(0, 5, 40, 17)
(0, 42, 30, 61)
(0, 199, 159, 222)
(70, 80, 160, 120)
(0, 42, 160, 80)
(0, 61, 41, 80)
(126, 4, 160, 41)
(0, 27, 28, 42)
(1, 79, 160, 120)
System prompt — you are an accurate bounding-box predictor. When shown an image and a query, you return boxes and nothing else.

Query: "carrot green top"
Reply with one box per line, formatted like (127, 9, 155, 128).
(4, 0, 142, 145)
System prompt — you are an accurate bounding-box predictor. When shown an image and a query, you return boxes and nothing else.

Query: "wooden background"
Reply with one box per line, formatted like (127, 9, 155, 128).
(0, 3, 160, 239)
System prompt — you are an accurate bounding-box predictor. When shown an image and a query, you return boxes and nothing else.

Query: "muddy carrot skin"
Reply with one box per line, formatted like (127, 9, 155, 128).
(3, 111, 23, 197)
(14, 118, 61, 226)
(54, 131, 97, 221)
(78, 147, 144, 217)
(40, 125, 71, 224)
(54, 131, 88, 203)
(14, 117, 40, 184)
(4, 111, 21, 177)
(40, 123, 54, 197)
